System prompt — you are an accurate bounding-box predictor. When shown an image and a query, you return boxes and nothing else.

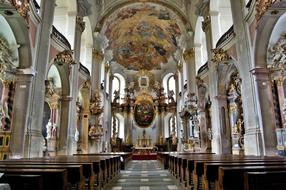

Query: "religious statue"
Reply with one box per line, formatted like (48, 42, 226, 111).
(168, 90, 175, 104)
(113, 90, 120, 104)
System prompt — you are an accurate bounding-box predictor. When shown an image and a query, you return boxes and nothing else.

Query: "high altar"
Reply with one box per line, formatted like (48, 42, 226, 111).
(111, 70, 178, 152)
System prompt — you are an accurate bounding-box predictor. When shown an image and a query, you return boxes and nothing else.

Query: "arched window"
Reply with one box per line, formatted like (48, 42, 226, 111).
(163, 73, 176, 102)
(169, 115, 177, 138)
(111, 73, 126, 104)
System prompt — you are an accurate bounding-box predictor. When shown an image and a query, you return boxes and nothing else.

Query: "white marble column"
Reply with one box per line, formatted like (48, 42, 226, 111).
(26, 0, 56, 157)
(210, 10, 221, 47)
(202, 16, 223, 154)
(67, 16, 85, 155)
(183, 49, 197, 94)
(91, 49, 104, 91)
(230, 0, 265, 155)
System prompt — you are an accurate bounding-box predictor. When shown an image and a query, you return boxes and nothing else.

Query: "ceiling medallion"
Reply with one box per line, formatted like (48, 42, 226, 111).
(103, 3, 182, 70)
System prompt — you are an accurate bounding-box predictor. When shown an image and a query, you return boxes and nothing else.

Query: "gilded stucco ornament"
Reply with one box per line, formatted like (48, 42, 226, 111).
(256, 0, 277, 20)
(92, 49, 104, 62)
(0, 37, 16, 81)
(54, 50, 75, 65)
(267, 32, 286, 74)
(211, 48, 231, 64)
(183, 48, 195, 61)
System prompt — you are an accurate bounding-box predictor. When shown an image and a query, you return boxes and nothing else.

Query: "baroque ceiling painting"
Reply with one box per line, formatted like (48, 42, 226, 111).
(103, 3, 182, 70)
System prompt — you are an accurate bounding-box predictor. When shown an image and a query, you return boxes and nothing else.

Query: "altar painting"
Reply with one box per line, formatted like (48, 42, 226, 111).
(134, 94, 155, 127)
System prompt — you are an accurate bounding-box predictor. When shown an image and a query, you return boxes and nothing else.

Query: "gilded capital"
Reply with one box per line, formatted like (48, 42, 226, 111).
(54, 50, 75, 65)
(76, 16, 85, 32)
(183, 48, 195, 61)
(10, 0, 30, 19)
(256, 0, 276, 21)
(92, 49, 104, 62)
(202, 16, 211, 32)
(211, 48, 230, 64)
(104, 63, 110, 72)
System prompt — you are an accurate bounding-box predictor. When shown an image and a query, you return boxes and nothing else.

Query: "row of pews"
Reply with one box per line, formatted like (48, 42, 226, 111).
(0, 152, 132, 190)
(158, 152, 286, 190)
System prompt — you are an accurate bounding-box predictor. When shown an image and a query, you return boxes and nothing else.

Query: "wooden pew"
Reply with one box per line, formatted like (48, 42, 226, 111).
(0, 174, 43, 190)
(244, 171, 286, 190)
(0, 168, 68, 190)
(218, 165, 286, 190)
(203, 161, 286, 190)
(3, 156, 97, 190)
(0, 163, 84, 189)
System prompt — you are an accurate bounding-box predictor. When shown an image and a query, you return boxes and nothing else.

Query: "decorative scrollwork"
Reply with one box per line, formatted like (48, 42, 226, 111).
(267, 32, 286, 74)
(54, 50, 75, 65)
(211, 48, 231, 64)
(256, 0, 277, 20)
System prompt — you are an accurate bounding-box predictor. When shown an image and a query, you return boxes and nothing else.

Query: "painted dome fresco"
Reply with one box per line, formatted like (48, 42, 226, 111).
(102, 3, 183, 70)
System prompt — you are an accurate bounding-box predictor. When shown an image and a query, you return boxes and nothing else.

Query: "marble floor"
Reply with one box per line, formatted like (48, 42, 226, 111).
(104, 160, 183, 190)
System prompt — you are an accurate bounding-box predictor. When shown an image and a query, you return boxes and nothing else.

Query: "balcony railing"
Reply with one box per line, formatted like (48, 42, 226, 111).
(79, 63, 90, 76)
(216, 25, 235, 48)
(51, 26, 71, 50)
(197, 61, 208, 75)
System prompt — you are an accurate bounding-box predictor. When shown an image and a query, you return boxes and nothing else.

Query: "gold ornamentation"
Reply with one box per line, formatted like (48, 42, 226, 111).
(76, 16, 85, 32)
(183, 48, 195, 61)
(54, 50, 75, 65)
(134, 70, 155, 90)
(267, 32, 286, 74)
(202, 16, 211, 32)
(0, 36, 15, 81)
(92, 49, 104, 61)
(256, 0, 277, 21)
(9, 0, 30, 19)
(211, 48, 231, 64)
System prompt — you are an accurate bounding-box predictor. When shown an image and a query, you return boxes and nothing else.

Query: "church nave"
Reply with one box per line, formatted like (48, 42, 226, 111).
(104, 160, 182, 190)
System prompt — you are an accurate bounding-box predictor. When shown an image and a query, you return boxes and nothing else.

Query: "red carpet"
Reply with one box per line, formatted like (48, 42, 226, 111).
(132, 153, 157, 160)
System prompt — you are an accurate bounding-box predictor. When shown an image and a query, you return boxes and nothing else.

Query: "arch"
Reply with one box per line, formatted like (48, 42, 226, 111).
(0, 6, 32, 68)
(114, 113, 125, 139)
(254, 2, 286, 68)
(96, 0, 192, 32)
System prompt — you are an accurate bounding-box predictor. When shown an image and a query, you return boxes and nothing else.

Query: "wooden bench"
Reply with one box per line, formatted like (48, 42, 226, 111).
(203, 161, 286, 190)
(0, 164, 84, 189)
(244, 171, 286, 190)
(0, 174, 43, 190)
(0, 168, 68, 190)
(218, 165, 286, 190)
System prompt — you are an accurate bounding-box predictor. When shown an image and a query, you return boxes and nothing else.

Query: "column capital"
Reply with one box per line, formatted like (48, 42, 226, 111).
(256, 0, 276, 21)
(183, 48, 195, 61)
(92, 49, 104, 62)
(54, 50, 75, 65)
(76, 16, 85, 33)
(211, 48, 231, 64)
(202, 16, 211, 32)
(104, 63, 110, 72)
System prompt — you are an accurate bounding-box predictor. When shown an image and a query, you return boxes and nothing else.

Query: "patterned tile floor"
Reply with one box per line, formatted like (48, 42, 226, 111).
(104, 160, 183, 190)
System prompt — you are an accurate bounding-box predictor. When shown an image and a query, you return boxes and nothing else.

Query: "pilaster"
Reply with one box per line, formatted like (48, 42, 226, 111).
(10, 72, 33, 158)
(251, 67, 277, 155)
(67, 15, 85, 155)
(27, 0, 56, 157)
(230, 0, 265, 155)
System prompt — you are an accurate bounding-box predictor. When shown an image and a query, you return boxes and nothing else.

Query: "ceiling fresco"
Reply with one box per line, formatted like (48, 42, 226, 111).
(102, 3, 183, 70)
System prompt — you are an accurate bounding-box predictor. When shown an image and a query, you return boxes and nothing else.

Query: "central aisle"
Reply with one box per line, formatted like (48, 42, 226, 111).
(104, 160, 182, 190)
